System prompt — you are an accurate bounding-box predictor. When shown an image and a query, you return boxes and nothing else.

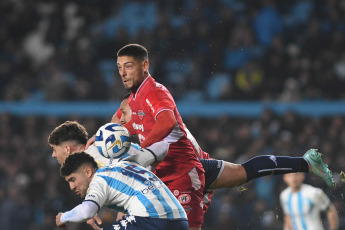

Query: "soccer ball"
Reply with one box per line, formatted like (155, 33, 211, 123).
(94, 123, 131, 159)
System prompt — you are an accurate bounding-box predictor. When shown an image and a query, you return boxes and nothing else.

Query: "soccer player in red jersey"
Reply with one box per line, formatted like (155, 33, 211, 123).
(83, 44, 334, 229)
(116, 44, 205, 230)
(115, 95, 336, 223)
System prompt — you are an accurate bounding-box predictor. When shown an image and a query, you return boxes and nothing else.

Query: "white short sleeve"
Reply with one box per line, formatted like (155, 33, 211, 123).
(84, 176, 109, 208)
(313, 188, 331, 211)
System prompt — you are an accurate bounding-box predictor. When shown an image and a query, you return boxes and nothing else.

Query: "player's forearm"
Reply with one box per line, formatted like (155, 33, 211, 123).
(283, 215, 292, 230)
(327, 205, 339, 230)
(111, 113, 121, 124)
(125, 141, 169, 167)
(141, 110, 176, 148)
(60, 201, 99, 223)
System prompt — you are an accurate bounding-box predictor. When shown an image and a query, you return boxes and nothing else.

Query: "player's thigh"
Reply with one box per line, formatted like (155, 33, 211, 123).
(210, 162, 246, 189)
(166, 167, 205, 229)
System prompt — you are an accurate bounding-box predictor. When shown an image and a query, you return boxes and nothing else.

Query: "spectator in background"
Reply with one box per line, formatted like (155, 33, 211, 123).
(1, 0, 345, 101)
(252, 0, 283, 47)
(234, 60, 263, 100)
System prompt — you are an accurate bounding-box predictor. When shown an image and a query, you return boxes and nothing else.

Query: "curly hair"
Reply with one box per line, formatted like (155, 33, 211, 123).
(60, 152, 98, 177)
(48, 121, 88, 146)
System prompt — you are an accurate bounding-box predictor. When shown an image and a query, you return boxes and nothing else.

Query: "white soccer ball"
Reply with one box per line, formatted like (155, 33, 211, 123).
(94, 123, 131, 159)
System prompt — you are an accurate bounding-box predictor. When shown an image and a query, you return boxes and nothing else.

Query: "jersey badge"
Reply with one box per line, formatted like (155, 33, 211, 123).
(138, 110, 145, 120)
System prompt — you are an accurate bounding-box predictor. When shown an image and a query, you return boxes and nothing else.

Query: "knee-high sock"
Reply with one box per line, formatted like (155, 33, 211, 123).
(241, 155, 309, 182)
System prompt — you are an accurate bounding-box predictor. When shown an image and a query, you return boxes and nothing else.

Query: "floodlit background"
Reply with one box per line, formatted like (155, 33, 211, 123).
(0, 0, 345, 229)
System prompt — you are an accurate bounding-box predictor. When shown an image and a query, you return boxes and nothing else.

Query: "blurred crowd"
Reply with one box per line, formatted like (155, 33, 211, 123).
(1, 0, 345, 102)
(1, 0, 345, 229)
(0, 111, 344, 230)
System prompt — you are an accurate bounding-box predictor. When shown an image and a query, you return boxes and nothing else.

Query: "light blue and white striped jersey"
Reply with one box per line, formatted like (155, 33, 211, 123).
(85, 143, 141, 168)
(84, 161, 187, 219)
(280, 184, 331, 230)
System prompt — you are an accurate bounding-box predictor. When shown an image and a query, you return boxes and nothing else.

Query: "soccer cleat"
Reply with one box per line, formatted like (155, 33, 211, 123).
(303, 149, 335, 188)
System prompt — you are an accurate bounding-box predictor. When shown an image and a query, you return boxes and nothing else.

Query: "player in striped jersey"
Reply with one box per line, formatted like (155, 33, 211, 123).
(56, 152, 188, 230)
(48, 121, 170, 229)
(280, 173, 338, 230)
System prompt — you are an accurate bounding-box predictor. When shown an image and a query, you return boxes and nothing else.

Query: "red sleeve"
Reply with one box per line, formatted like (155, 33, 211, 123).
(146, 89, 175, 119)
(123, 120, 136, 135)
(115, 108, 122, 119)
(141, 110, 176, 148)
(111, 108, 122, 123)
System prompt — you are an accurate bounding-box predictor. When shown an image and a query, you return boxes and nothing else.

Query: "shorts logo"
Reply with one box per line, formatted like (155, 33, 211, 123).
(173, 190, 179, 196)
(178, 194, 191, 204)
(270, 155, 278, 166)
(138, 110, 145, 120)
(217, 160, 221, 168)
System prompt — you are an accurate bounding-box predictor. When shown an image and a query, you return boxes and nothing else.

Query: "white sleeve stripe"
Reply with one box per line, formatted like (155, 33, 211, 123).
(154, 109, 174, 121)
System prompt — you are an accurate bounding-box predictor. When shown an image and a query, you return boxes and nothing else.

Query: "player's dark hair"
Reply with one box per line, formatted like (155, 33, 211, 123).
(48, 121, 88, 146)
(117, 44, 148, 62)
(60, 152, 98, 177)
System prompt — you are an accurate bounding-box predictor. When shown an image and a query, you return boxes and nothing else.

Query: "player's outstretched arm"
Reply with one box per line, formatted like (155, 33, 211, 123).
(141, 110, 176, 148)
(57, 201, 99, 225)
(124, 141, 169, 167)
(327, 204, 339, 230)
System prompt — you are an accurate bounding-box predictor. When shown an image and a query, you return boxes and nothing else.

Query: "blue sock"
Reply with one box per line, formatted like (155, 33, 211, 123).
(241, 155, 309, 182)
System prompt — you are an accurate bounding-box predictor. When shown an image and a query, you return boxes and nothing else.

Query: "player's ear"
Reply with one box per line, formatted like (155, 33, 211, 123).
(283, 174, 288, 184)
(84, 165, 93, 178)
(142, 60, 149, 73)
(300, 172, 306, 181)
(65, 144, 72, 154)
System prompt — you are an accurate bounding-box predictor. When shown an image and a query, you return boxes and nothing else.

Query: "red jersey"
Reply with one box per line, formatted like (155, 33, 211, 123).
(184, 123, 210, 159)
(127, 76, 203, 182)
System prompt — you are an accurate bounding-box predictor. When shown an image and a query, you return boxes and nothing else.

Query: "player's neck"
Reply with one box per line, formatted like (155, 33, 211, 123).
(291, 185, 302, 193)
(73, 144, 86, 152)
(131, 74, 149, 93)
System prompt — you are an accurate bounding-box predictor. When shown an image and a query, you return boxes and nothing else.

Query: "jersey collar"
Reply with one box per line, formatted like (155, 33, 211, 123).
(132, 75, 152, 100)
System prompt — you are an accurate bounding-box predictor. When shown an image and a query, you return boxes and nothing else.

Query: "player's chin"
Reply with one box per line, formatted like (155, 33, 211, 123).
(123, 83, 131, 90)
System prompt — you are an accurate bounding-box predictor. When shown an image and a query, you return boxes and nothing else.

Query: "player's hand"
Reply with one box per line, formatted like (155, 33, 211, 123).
(116, 212, 126, 220)
(86, 213, 102, 230)
(56, 212, 67, 229)
(86, 134, 96, 149)
(150, 162, 159, 172)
